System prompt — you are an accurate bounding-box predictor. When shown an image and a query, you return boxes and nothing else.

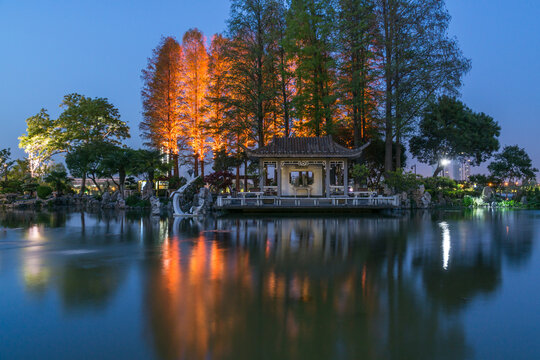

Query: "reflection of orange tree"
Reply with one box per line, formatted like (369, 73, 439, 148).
(146, 233, 253, 360)
(145, 217, 474, 359)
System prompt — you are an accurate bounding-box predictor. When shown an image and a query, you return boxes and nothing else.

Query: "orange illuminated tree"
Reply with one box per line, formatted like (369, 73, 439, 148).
(207, 34, 233, 154)
(140, 36, 184, 177)
(181, 28, 211, 177)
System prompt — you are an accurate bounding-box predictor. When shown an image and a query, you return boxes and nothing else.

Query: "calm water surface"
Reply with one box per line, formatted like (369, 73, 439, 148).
(1, 210, 539, 360)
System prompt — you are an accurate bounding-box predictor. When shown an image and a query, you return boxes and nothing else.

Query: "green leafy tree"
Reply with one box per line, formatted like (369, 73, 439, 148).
(0, 148, 14, 181)
(19, 94, 130, 176)
(212, 149, 243, 172)
(351, 164, 369, 188)
(336, 0, 378, 146)
(131, 150, 168, 194)
(56, 93, 130, 148)
(226, 0, 281, 146)
(66, 143, 108, 195)
(44, 165, 72, 197)
(361, 138, 406, 187)
(375, 0, 471, 172)
(285, 0, 338, 136)
(488, 145, 538, 184)
(409, 96, 500, 177)
(99, 146, 138, 197)
(383, 168, 420, 193)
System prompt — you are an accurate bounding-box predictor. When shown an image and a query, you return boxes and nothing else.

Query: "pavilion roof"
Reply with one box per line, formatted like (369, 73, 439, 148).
(248, 136, 367, 159)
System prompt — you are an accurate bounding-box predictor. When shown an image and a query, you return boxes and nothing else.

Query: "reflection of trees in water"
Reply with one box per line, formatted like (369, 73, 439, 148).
(0, 210, 67, 228)
(415, 210, 535, 311)
(59, 259, 126, 310)
(18, 211, 143, 311)
(144, 216, 472, 359)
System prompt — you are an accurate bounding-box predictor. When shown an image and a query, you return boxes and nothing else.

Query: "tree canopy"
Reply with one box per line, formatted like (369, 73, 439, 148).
(488, 145, 538, 183)
(409, 96, 500, 176)
(19, 94, 129, 176)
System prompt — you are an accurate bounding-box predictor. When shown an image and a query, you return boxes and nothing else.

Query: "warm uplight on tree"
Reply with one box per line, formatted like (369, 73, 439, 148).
(140, 36, 184, 177)
(182, 28, 211, 178)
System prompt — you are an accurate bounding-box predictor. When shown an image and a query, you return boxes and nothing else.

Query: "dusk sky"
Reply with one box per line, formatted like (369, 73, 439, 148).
(1, 0, 539, 176)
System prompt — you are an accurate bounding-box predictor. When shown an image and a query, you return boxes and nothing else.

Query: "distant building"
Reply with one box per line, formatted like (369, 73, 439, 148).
(441, 159, 472, 181)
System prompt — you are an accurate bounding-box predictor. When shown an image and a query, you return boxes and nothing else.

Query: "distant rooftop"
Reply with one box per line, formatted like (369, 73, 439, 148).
(248, 136, 366, 159)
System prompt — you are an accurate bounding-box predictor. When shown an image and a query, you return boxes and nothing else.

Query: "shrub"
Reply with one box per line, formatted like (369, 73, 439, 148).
(0, 180, 23, 194)
(125, 194, 141, 207)
(204, 171, 233, 193)
(463, 195, 474, 207)
(37, 185, 53, 199)
(384, 169, 420, 193)
(168, 176, 186, 190)
(125, 194, 150, 208)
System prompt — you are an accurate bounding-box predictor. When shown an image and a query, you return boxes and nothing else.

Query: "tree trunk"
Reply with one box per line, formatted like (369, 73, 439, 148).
(433, 165, 443, 177)
(91, 176, 103, 195)
(395, 132, 401, 170)
(200, 159, 205, 178)
(236, 164, 240, 192)
(80, 174, 87, 195)
(383, 0, 394, 174)
(119, 170, 126, 199)
(244, 159, 248, 192)
(168, 150, 173, 178)
(194, 156, 199, 177)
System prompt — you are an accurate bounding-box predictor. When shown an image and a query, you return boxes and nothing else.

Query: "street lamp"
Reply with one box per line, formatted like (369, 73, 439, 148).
(440, 159, 451, 167)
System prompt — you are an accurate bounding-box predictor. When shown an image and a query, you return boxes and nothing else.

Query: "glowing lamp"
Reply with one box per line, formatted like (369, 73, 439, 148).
(441, 159, 451, 166)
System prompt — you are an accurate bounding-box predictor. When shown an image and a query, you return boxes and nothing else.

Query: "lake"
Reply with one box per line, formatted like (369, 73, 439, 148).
(1, 210, 539, 359)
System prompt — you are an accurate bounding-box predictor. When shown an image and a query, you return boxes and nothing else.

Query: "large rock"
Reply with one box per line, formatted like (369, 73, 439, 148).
(400, 192, 411, 208)
(382, 184, 393, 196)
(141, 183, 153, 200)
(102, 191, 111, 203)
(481, 186, 493, 202)
(411, 185, 431, 208)
(191, 187, 213, 216)
(116, 198, 126, 209)
(150, 196, 161, 215)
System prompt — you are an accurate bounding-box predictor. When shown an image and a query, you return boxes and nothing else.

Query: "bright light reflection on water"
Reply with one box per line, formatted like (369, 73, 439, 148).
(0, 210, 540, 360)
(439, 221, 451, 270)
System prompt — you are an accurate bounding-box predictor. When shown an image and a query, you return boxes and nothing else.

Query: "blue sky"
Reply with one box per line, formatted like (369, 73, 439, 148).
(1, 0, 539, 175)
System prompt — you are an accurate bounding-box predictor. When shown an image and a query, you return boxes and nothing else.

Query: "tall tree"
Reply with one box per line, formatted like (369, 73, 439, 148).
(374, 0, 470, 172)
(18, 109, 58, 177)
(20, 95, 130, 177)
(227, 0, 280, 147)
(207, 34, 233, 153)
(56, 93, 130, 148)
(268, 0, 294, 137)
(488, 146, 538, 184)
(285, 0, 338, 137)
(182, 28, 211, 177)
(0, 148, 14, 181)
(140, 36, 184, 177)
(337, 0, 379, 146)
(65, 143, 106, 195)
(409, 96, 500, 177)
(100, 146, 138, 198)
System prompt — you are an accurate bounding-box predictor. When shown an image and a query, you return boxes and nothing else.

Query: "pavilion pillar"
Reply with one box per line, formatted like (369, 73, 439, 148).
(277, 160, 282, 196)
(325, 160, 331, 197)
(343, 159, 349, 196)
(259, 160, 264, 191)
